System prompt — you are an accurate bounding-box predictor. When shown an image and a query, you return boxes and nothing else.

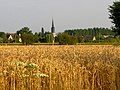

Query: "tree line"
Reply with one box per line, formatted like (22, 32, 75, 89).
(56, 28, 115, 44)
(0, 27, 55, 45)
(0, 27, 115, 45)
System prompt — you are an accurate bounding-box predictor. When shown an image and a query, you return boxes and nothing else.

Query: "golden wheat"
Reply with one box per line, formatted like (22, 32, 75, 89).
(0, 45, 120, 90)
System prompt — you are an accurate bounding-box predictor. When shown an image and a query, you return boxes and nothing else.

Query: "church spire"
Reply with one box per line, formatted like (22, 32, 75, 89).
(51, 19, 55, 33)
(52, 19, 54, 27)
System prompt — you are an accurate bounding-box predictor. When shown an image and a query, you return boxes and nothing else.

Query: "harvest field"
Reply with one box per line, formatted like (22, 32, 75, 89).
(0, 45, 120, 90)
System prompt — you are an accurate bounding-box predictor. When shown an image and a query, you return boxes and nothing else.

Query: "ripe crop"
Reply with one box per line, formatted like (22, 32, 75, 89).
(0, 45, 120, 90)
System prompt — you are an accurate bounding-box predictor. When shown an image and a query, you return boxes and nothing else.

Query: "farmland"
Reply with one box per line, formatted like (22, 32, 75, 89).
(0, 45, 120, 90)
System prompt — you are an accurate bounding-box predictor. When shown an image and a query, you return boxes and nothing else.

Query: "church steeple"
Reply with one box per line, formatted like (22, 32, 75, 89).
(51, 19, 55, 33)
(52, 20, 54, 27)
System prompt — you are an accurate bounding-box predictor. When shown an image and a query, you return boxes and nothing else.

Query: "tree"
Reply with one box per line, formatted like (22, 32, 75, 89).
(65, 28, 114, 37)
(21, 33, 34, 45)
(0, 32, 6, 43)
(33, 32, 41, 43)
(109, 1, 120, 35)
(41, 27, 44, 35)
(17, 27, 34, 45)
(17, 27, 32, 35)
(57, 33, 77, 45)
(44, 32, 54, 43)
(0, 37, 3, 43)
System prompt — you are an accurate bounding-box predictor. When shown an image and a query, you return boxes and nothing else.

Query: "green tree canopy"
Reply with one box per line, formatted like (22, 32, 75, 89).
(109, 1, 120, 35)
(57, 33, 77, 45)
(0, 32, 7, 43)
(44, 32, 54, 43)
(17, 27, 32, 35)
(17, 27, 34, 45)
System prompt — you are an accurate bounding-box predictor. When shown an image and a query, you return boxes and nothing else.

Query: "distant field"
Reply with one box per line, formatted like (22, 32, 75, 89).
(0, 45, 120, 90)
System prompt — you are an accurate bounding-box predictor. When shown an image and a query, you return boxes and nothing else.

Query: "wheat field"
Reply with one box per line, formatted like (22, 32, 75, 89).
(0, 45, 120, 90)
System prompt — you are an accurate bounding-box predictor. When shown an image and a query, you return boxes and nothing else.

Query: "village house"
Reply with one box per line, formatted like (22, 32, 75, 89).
(6, 33, 22, 43)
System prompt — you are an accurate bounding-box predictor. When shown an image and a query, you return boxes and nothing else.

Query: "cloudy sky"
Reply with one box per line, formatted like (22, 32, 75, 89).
(0, 0, 114, 33)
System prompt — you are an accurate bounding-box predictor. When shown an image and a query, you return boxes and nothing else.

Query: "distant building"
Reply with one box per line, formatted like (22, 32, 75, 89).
(7, 33, 16, 43)
(103, 35, 109, 38)
(92, 36, 96, 41)
(18, 34, 22, 42)
(84, 35, 96, 42)
(51, 19, 55, 34)
(8, 35, 13, 40)
(51, 20, 56, 43)
(19, 38, 22, 43)
(7, 33, 22, 43)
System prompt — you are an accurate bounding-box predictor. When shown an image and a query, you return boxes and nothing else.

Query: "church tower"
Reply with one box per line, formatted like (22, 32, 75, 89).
(51, 20, 56, 44)
(51, 20, 55, 34)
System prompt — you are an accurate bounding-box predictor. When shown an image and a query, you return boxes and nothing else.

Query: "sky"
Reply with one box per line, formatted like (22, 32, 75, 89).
(0, 0, 115, 33)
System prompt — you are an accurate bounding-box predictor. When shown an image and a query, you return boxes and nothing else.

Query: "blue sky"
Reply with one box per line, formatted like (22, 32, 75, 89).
(0, 0, 114, 33)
